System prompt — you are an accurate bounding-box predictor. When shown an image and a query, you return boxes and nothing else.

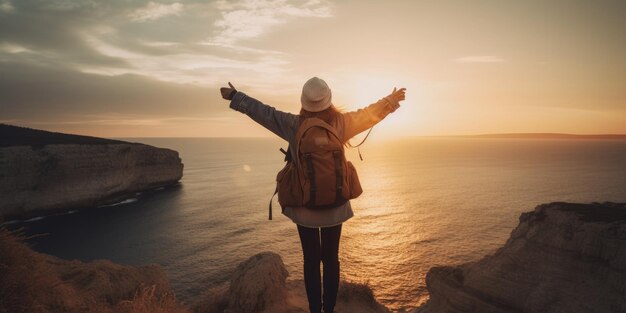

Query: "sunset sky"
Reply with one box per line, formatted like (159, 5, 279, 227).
(1, 0, 624, 138)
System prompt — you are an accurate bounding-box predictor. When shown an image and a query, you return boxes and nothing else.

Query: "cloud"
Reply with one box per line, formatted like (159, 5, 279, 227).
(0, 0, 309, 87)
(0, 43, 31, 53)
(454, 56, 505, 63)
(81, 33, 290, 85)
(129, 2, 183, 22)
(208, 0, 333, 45)
(25, 115, 230, 127)
(0, 0, 14, 13)
(0, 1, 130, 68)
(0, 60, 223, 119)
(0, 0, 335, 128)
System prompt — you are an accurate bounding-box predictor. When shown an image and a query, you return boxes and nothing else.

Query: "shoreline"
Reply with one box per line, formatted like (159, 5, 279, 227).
(0, 183, 181, 225)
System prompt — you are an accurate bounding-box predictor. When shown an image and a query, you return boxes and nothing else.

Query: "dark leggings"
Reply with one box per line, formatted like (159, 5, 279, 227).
(297, 224, 342, 313)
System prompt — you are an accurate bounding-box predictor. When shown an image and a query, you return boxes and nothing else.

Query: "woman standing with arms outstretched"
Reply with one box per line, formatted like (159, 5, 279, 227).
(220, 77, 405, 313)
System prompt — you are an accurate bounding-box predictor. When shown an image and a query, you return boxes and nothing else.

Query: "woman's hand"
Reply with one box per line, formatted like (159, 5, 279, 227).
(388, 87, 406, 103)
(220, 82, 237, 100)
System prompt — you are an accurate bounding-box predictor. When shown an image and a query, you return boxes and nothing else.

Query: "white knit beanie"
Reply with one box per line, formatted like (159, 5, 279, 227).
(300, 77, 332, 112)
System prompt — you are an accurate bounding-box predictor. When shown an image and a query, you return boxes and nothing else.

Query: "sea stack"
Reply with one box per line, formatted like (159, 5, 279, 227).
(0, 124, 184, 220)
(417, 202, 626, 313)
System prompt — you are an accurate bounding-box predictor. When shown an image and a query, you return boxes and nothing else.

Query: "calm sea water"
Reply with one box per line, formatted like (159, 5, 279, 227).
(8, 138, 626, 311)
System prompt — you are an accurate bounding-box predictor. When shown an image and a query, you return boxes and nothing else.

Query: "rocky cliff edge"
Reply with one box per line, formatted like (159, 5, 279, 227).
(418, 202, 626, 313)
(0, 228, 187, 313)
(0, 124, 183, 219)
(191, 252, 390, 313)
(0, 228, 389, 313)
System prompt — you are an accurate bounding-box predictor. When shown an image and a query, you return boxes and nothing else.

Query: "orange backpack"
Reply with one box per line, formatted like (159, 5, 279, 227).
(268, 118, 363, 220)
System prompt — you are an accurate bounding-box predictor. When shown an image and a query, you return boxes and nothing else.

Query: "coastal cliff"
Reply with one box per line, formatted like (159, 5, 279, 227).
(0, 229, 388, 313)
(417, 202, 626, 313)
(0, 124, 183, 219)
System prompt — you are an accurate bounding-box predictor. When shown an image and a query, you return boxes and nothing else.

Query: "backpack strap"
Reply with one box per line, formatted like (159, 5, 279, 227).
(303, 153, 316, 206)
(280, 146, 292, 162)
(269, 146, 294, 220)
(268, 184, 278, 220)
(346, 126, 374, 161)
(332, 150, 344, 202)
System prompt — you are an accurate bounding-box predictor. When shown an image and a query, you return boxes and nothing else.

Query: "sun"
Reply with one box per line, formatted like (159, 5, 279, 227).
(329, 73, 419, 140)
(346, 75, 400, 109)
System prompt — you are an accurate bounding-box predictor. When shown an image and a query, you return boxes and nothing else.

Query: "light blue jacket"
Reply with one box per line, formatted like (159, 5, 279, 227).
(229, 91, 400, 227)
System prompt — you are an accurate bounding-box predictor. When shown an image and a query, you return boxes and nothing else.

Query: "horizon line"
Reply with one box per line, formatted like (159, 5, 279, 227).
(3, 124, 625, 140)
(114, 132, 626, 139)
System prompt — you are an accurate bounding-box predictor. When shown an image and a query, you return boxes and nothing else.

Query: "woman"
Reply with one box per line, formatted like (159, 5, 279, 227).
(220, 77, 406, 313)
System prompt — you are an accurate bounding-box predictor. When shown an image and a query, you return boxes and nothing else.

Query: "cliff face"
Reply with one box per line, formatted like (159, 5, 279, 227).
(0, 143, 183, 219)
(418, 202, 626, 313)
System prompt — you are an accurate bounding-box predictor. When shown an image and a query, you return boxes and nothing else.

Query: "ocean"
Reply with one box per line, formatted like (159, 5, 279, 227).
(7, 138, 626, 311)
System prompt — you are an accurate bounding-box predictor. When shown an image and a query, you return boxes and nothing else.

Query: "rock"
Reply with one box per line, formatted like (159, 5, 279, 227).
(0, 124, 183, 219)
(193, 252, 390, 313)
(417, 202, 626, 313)
(228, 252, 289, 313)
(336, 280, 391, 313)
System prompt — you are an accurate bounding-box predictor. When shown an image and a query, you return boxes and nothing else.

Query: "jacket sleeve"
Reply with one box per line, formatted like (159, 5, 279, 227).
(342, 96, 401, 141)
(229, 91, 298, 141)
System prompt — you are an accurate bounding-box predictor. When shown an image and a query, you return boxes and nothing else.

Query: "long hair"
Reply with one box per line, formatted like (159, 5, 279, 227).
(299, 105, 341, 125)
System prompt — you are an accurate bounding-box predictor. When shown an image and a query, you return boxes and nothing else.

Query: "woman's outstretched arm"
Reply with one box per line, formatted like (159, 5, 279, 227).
(342, 87, 406, 141)
(220, 82, 298, 141)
